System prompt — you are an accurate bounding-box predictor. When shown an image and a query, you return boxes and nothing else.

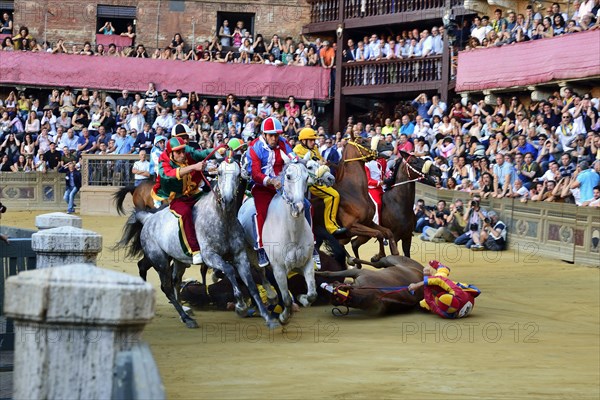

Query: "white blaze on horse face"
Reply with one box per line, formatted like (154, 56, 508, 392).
(218, 160, 240, 204)
(305, 159, 320, 186)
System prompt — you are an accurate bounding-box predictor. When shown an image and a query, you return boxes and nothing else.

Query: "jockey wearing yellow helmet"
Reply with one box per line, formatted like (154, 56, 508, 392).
(293, 127, 347, 236)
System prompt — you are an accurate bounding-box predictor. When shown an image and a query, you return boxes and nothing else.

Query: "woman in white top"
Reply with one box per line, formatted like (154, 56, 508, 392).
(24, 111, 40, 134)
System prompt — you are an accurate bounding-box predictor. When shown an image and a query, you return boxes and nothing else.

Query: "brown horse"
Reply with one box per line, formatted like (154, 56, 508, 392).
(316, 255, 424, 315)
(313, 139, 399, 264)
(352, 151, 442, 259)
(113, 180, 156, 215)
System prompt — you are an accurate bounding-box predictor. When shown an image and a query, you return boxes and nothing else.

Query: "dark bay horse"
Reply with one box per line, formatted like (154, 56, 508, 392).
(313, 139, 399, 263)
(317, 255, 424, 315)
(352, 151, 442, 259)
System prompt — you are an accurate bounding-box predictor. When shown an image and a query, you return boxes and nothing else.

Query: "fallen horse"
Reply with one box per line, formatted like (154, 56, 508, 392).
(316, 255, 424, 315)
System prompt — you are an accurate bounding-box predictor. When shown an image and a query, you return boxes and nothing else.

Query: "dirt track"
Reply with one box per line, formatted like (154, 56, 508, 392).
(3, 211, 599, 399)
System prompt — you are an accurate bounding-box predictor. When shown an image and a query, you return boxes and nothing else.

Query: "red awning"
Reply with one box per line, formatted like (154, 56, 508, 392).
(456, 30, 600, 93)
(0, 51, 331, 100)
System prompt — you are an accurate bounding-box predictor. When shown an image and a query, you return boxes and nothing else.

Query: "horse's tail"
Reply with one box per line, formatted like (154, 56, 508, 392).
(315, 225, 347, 270)
(113, 185, 136, 216)
(113, 211, 145, 259)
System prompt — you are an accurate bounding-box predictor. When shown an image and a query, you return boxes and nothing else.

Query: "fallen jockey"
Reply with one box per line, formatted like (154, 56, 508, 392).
(246, 116, 317, 268)
(408, 260, 481, 319)
(152, 137, 225, 265)
(293, 127, 347, 236)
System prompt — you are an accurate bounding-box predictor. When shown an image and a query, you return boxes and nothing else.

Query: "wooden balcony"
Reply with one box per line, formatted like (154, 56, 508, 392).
(305, 0, 471, 33)
(341, 56, 449, 95)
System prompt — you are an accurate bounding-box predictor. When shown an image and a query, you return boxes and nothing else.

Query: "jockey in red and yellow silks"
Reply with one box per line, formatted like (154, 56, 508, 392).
(408, 260, 481, 319)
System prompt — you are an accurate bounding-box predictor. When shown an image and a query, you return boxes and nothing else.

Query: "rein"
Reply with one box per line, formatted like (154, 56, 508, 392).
(388, 155, 431, 188)
(198, 144, 228, 194)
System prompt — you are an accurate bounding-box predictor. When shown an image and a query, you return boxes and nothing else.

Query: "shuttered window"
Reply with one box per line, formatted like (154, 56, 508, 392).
(0, 1, 14, 11)
(97, 5, 136, 19)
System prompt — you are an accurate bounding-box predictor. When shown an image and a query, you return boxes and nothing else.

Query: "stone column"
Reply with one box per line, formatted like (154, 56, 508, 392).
(35, 212, 82, 230)
(3, 264, 160, 400)
(31, 226, 103, 268)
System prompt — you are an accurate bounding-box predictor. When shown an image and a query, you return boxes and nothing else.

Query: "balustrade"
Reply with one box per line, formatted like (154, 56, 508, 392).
(342, 56, 443, 88)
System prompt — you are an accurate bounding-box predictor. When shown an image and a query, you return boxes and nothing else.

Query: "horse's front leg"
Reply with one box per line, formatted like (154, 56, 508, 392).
(297, 257, 317, 307)
(203, 251, 248, 317)
(271, 263, 294, 325)
(234, 250, 280, 329)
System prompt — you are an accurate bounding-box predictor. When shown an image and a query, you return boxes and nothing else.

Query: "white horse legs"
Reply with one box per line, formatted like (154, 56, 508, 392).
(297, 258, 318, 307)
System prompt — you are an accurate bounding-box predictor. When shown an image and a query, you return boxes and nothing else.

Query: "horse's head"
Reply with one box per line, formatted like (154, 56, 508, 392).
(400, 151, 442, 186)
(216, 154, 241, 205)
(281, 152, 310, 218)
(343, 139, 377, 164)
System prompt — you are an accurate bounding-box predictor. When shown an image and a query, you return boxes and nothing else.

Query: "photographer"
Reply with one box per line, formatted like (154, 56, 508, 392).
(454, 194, 486, 248)
(472, 211, 507, 251)
(419, 200, 449, 241)
(422, 200, 466, 242)
(414, 199, 428, 232)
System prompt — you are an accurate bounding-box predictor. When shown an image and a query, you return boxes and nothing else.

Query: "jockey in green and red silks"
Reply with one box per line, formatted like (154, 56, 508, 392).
(152, 136, 217, 264)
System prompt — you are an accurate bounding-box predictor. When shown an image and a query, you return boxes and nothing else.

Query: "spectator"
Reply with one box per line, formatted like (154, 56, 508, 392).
(62, 161, 81, 214)
(582, 185, 600, 207)
(571, 160, 600, 203)
(12, 26, 33, 50)
(132, 149, 151, 187)
(219, 20, 232, 47)
(120, 23, 136, 41)
(98, 21, 115, 35)
(1, 12, 12, 34)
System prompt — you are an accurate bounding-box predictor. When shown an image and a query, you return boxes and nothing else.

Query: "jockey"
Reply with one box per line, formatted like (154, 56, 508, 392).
(246, 116, 314, 267)
(149, 135, 166, 180)
(365, 136, 388, 224)
(408, 260, 481, 319)
(152, 137, 224, 265)
(293, 127, 347, 236)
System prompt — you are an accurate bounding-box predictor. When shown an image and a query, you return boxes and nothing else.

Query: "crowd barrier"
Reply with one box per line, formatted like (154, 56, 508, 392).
(415, 183, 600, 267)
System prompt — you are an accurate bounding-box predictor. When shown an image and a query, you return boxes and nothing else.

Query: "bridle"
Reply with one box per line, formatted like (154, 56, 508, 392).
(212, 154, 241, 205)
(388, 154, 433, 188)
(343, 140, 377, 163)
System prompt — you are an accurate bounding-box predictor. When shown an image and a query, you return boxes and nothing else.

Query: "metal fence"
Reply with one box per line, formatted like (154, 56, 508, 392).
(0, 228, 37, 352)
(81, 154, 138, 187)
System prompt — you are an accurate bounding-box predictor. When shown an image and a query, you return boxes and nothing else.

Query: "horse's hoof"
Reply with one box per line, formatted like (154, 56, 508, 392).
(298, 295, 310, 307)
(235, 305, 248, 317)
(370, 255, 381, 263)
(279, 311, 291, 325)
(265, 319, 281, 330)
(184, 319, 199, 329)
(347, 257, 355, 266)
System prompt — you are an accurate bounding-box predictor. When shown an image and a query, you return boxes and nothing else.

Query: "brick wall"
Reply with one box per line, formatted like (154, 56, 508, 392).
(12, 0, 311, 49)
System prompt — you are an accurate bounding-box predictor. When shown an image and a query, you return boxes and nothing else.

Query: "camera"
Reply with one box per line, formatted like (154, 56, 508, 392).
(470, 200, 479, 208)
(0, 202, 6, 214)
(484, 217, 491, 224)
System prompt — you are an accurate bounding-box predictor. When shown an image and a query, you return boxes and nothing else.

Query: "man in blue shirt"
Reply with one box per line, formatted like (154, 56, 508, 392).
(492, 153, 515, 198)
(411, 93, 432, 121)
(571, 161, 600, 203)
(399, 115, 415, 136)
(516, 135, 537, 159)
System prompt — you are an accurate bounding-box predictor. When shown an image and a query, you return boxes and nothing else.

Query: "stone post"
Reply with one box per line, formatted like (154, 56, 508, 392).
(31, 226, 103, 268)
(3, 264, 161, 399)
(35, 212, 82, 230)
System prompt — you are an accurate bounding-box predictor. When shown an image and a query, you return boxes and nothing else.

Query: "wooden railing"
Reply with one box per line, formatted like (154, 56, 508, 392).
(342, 56, 443, 88)
(310, 0, 340, 23)
(308, 0, 458, 23)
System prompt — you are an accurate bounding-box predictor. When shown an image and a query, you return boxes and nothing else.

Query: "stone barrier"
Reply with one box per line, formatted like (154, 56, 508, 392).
(3, 264, 163, 399)
(31, 226, 103, 268)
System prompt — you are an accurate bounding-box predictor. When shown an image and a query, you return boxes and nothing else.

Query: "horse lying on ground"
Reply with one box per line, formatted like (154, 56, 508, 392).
(179, 249, 348, 310)
(316, 255, 424, 315)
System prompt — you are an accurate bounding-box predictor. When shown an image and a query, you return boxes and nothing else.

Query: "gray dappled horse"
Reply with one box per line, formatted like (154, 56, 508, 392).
(116, 157, 279, 329)
(238, 152, 318, 325)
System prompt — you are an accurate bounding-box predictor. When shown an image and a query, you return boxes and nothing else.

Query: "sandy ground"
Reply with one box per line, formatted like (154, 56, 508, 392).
(2, 211, 599, 399)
